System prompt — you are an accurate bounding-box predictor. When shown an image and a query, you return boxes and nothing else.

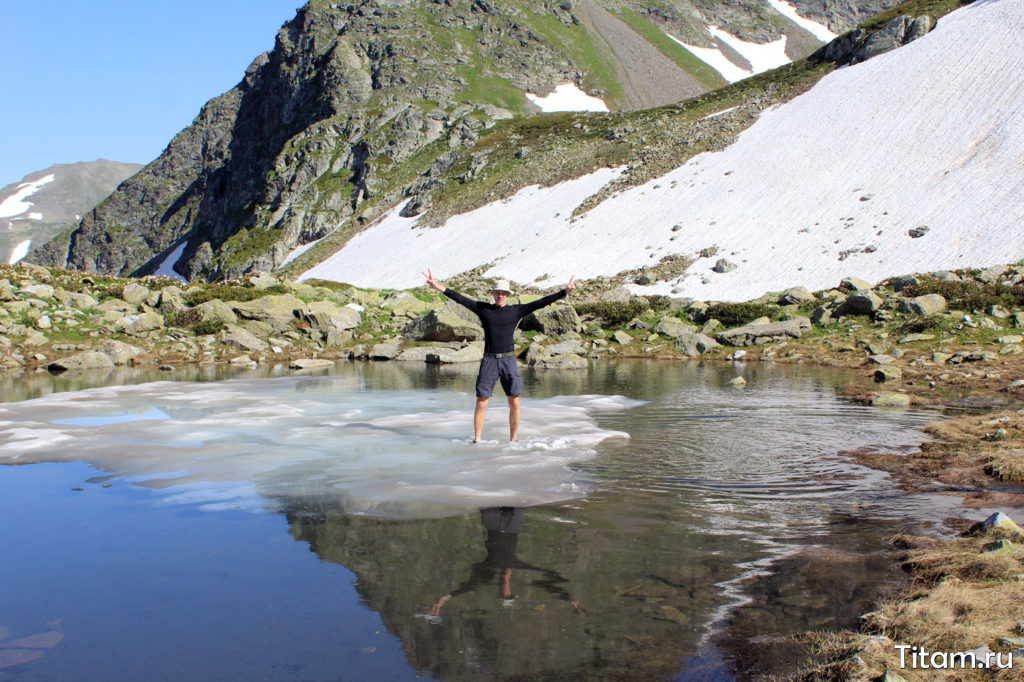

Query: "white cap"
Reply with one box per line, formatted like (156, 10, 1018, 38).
(491, 279, 513, 293)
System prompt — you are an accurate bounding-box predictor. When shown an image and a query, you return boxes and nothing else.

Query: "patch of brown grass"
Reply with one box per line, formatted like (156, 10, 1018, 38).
(986, 451, 1024, 484)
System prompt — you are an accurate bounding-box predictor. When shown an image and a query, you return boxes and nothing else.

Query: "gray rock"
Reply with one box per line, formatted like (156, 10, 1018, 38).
(232, 294, 303, 326)
(988, 304, 1011, 319)
(300, 300, 361, 333)
(839, 277, 872, 292)
(17, 284, 55, 299)
(96, 298, 135, 314)
(935, 270, 961, 282)
(521, 303, 581, 335)
(979, 264, 1009, 283)
(194, 299, 238, 325)
(250, 272, 280, 290)
(427, 343, 484, 364)
(613, 330, 633, 345)
(716, 319, 804, 346)
(871, 392, 910, 407)
(382, 292, 432, 318)
(729, 376, 746, 388)
(114, 312, 164, 337)
(675, 331, 720, 357)
(527, 350, 586, 369)
(868, 354, 895, 365)
(997, 335, 1023, 345)
(403, 305, 483, 342)
(98, 340, 145, 365)
(701, 319, 723, 335)
(891, 275, 920, 291)
(48, 351, 115, 372)
(898, 333, 935, 343)
(838, 291, 883, 316)
(653, 318, 697, 339)
(898, 293, 947, 316)
(369, 340, 403, 360)
(289, 358, 335, 369)
(874, 366, 902, 383)
(221, 325, 269, 353)
(811, 306, 832, 326)
(121, 283, 150, 305)
(712, 258, 736, 273)
(778, 287, 814, 305)
(22, 332, 49, 347)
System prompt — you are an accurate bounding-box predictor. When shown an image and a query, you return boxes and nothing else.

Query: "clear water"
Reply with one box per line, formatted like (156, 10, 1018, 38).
(0, 360, 963, 680)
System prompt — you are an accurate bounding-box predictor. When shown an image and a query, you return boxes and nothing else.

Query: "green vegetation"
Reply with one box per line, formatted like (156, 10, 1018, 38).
(573, 300, 649, 327)
(183, 283, 289, 306)
(525, 10, 624, 105)
(860, 0, 974, 31)
(609, 8, 726, 90)
(702, 302, 782, 326)
(902, 277, 1024, 312)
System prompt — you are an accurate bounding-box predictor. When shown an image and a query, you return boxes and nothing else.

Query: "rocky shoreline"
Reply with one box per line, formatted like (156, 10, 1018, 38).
(2, 261, 1023, 680)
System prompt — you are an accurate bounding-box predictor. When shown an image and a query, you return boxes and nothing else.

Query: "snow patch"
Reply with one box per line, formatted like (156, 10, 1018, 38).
(153, 241, 188, 281)
(526, 83, 609, 113)
(0, 174, 55, 219)
(764, 0, 838, 43)
(27, 212, 43, 221)
(706, 26, 789, 74)
(666, 33, 752, 83)
(9, 239, 31, 265)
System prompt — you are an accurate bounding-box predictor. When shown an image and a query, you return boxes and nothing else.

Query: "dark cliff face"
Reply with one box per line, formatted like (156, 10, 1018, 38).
(34, 0, 899, 281)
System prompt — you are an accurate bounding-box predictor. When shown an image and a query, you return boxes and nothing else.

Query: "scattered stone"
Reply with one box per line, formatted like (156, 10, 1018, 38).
(874, 366, 902, 383)
(981, 539, 1022, 556)
(521, 303, 581, 335)
(778, 287, 814, 305)
(403, 305, 483, 342)
(871, 393, 911, 407)
(729, 376, 746, 388)
(908, 226, 929, 238)
(221, 325, 269, 353)
(899, 333, 935, 344)
(613, 330, 633, 345)
(839, 291, 883, 316)
(653, 318, 697, 339)
(97, 340, 145, 365)
(989, 304, 1012, 319)
(978, 264, 1009, 283)
(17, 284, 55, 299)
(249, 272, 279, 290)
(300, 300, 361, 333)
(114, 312, 164, 337)
(232, 294, 304, 327)
(868, 354, 895, 365)
(716, 319, 804, 346)
(973, 511, 1024, 537)
(712, 258, 736, 273)
(289, 358, 335, 369)
(839, 276, 872, 292)
(674, 331, 719, 357)
(369, 339, 403, 360)
(48, 351, 115, 373)
(898, 293, 946, 316)
(811, 306, 832, 326)
(229, 354, 257, 367)
(426, 343, 484, 364)
(891, 275, 921, 291)
(22, 332, 48, 347)
(121, 283, 150, 304)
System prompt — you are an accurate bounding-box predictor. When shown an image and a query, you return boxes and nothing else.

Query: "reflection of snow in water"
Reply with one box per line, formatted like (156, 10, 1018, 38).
(0, 377, 639, 516)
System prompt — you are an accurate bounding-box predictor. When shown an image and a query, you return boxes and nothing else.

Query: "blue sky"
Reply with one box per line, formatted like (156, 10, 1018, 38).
(1, 1, 302, 187)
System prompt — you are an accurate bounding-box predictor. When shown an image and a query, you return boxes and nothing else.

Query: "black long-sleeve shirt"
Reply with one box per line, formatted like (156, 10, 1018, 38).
(443, 287, 568, 354)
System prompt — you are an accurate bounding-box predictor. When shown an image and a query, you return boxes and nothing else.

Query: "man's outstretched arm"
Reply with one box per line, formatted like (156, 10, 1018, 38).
(519, 275, 578, 315)
(423, 268, 481, 313)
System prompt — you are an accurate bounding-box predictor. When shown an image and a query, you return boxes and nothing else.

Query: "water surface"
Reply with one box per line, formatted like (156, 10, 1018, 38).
(0, 360, 962, 680)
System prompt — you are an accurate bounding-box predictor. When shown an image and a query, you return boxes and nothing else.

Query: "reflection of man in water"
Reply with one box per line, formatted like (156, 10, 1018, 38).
(428, 507, 579, 617)
(423, 270, 577, 443)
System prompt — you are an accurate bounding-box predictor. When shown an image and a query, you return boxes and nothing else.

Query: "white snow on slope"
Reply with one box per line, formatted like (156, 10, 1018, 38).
(526, 83, 610, 112)
(0, 174, 55, 219)
(764, 0, 838, 43)
(8, 239, 31, 265)
(666, 33, 753, 83)
(154, 241, 188, 281)
(707, 26, 789, 74)
(302, 0, 1024, 302)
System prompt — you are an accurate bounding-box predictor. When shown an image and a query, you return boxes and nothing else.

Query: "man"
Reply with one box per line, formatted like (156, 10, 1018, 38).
(423, 269, 577, 442)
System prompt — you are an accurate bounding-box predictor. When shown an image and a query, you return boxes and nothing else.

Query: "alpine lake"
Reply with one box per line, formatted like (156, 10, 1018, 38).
(0, 358, 973, 680)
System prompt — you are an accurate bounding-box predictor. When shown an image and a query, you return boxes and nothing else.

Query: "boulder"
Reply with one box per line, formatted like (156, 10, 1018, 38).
(289, 358, 335, 369)
(114, 312, 164, 337)
(972, 511, 1024, 537)
(427, 343, 485, 364)
(898, 294, 947, 316)
(874, 367, 902, 383)
(520, 304, 581, 335)
(871, 393, 911, 407)
(194, 299, 238, 325)
(675, 331, 720, 357)
(96, 298, 135, 314)
(250, 272, 279, 290)
(48, 351, 115, 372)
(839, 277, 872, 292)
(370, 339, 403, 360)
(300, 301, 361, 333)
(613, 330, 633, 345)
(898, 333, 935, 344)
(729, 376, 746, 388)
(778, 287, 814, 305)
(712, 258, 736, 273)
(402, 305, 483, 342)
(121, 283, 150, 305)
(716, 319, 804, 346)
(67, 292, 98, 309)
(653, 318, 698, 339)
(98, 340, 145, 365)
(232, 294, 303, 326)
(17, 284, 55, 299)
(978, 264, 1009, 283)
(811, 306, 832, 326)
(382, 292, 433, 318)
(838, 291, 883, 316)
(221, 325, 269, 353)
(891, 275, 920, 292)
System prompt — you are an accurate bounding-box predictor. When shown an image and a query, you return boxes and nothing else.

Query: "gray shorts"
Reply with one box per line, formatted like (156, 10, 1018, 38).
(476, 356, 522, 398)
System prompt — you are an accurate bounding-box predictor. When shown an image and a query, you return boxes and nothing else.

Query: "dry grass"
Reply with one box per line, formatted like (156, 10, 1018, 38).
(987, 451, 1024, 484)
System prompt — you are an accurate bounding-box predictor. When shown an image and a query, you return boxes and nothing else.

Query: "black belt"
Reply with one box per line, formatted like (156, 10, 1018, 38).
(483, 352, 516, 359)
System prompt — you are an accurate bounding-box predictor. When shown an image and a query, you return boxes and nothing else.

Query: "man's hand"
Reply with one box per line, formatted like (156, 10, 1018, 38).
(423, 269, 444, 292)
(567, 275, 578, 293)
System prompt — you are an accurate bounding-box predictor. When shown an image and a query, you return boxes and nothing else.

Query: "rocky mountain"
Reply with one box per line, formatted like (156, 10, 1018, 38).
(31, 0, 896, 282)
(1, 160, 140, 266)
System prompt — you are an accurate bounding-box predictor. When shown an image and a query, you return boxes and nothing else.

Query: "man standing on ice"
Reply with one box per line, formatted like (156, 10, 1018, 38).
(423, 269, 577, 443)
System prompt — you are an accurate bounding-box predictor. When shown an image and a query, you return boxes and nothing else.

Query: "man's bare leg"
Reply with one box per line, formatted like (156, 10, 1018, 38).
(474, 397, 489, 442)
(508, 395, 520, 442)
